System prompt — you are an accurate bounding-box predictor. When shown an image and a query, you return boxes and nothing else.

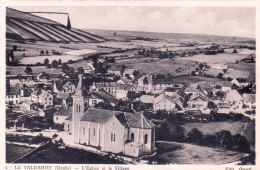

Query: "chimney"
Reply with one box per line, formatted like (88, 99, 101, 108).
(67, 15, 71, 30)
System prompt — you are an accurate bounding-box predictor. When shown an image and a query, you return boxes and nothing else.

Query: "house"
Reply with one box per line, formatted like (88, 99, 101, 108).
(242, 93, 256, 110)
(67, 74, 156, 157)
(21, 100, 33, 110)
(115, 84, 136, 99)
(31, 89, 53, 106)
(55, 93, 72, 107)
(88, 93, 105, 107)
(136, 74, 153, 93)
(139, 95, 154, 104)
(107, 65, 126, 76)
(209, 63, 228, 69)
(38, 107, 57, 117)
(92, 82, 118, 94)
(123, 68, 140, 80)
(217, 101, 231, 114)
(222, 81, 233, 92)
(6, 87, 20, 105)
(223, 90, 243, 109)
(89, 89, 119, 107)
(188, 91, 209, 108)
(53, 106, 72, 124)
(185, 83, 199, 95)
(153, 93, 183, 111)
(53, 80, 76, 94)
(231, 79, 241, 88)
(64, 115, 72, 134)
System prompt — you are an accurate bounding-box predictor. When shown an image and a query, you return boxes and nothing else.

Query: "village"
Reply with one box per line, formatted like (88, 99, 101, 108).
(5, 7, 256, 165)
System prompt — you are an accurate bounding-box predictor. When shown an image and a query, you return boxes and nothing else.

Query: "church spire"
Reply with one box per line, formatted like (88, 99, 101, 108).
(74, 74, 83, 97)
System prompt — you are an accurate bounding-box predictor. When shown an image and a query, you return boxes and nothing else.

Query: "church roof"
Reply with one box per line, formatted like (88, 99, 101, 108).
(80, 108, 155, 129)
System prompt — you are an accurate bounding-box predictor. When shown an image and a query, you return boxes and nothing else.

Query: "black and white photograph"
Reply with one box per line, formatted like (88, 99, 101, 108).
(4, 3, 256, 167)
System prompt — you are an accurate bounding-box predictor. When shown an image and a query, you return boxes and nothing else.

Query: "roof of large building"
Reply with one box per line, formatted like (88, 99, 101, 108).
(243, 93, 255, 103)
(91, 89, 118, 105)
(80, 108, 155, 129)
(6, 7, 105, 43)
(54, 106, 72, 116)
(223, 89, 243, 102)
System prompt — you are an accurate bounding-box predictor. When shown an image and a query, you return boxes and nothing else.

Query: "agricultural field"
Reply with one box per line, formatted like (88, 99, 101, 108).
(6, 143, 35, 163)
(115, 58, 196, 75)
(151, 141, 243, 164)
(6, 66, 63, 75)
(176, 52, 252, 64)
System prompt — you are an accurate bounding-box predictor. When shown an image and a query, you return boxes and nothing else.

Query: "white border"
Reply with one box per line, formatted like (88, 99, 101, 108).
(1, 1, 259, 170)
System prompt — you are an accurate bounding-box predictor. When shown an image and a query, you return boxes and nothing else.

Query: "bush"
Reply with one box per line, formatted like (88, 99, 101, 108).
(187, 128, 203, 145)
(233, 134, 251, 153)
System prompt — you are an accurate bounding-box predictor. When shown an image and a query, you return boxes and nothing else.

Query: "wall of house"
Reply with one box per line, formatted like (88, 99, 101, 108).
(6, 95, 20, 105)
(39, 94, 53, 106)
(89, 98, 103, 107)
(64, 120, 72, 134)
(115, 90, 128, 99)
(54, 115, 68, 124)
(154, 99, 176, 111)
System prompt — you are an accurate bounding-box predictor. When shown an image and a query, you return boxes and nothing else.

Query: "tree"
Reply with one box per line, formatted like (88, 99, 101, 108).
(199, 63, 204, 70)
(51, 60, 59, 68)
(191, 71, 196, 76)
(58, 59, 62, 65)
(25, 66, 32, 74)
(44, 58, 49, 66)
(40, 50, 44, 56)
(187, 128, 203, 145)
(223, 69, 227, 74)
(143, 76, 149, 85)
(217, 73, 223, 79)
(215, 130, 234, 150)
(77, 67, 84, 74)
(46, 50, 49, 55)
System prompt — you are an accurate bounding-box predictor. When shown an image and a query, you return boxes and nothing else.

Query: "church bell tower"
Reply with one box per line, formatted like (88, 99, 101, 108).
(72, 74, 84, 143)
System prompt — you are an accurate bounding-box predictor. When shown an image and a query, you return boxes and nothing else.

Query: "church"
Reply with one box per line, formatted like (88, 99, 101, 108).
(65, 74, 156, 157)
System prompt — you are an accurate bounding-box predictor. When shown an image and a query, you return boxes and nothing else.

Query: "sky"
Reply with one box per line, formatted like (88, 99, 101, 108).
(10, 6, 255, 38)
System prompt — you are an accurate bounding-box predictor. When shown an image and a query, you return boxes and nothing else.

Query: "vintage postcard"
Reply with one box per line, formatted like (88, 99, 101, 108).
(1, 0, 259, 170)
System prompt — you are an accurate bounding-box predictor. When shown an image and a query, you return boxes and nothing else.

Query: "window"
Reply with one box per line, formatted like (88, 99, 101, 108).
(78, 105, 81, 112)
(131, 133, 135, 141)
(92, 100, 97, 104)
(76, 104, 78, 112)
(83, 126, 85, 134)
(45, 98, 47, 101)
(56, 117, 58, 121)
(93, 128, 95, 136)
(111, 132, 116, 142)
(144, 134, 148, 144)
(49, 98, 51, 100)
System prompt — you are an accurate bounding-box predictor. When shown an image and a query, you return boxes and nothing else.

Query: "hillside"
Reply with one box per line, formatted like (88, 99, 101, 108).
(6, 7, 106, 43)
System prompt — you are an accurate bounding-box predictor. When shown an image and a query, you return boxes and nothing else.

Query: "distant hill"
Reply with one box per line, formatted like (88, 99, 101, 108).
(84, 29, 255, 44)
(6, 7, 106, 43)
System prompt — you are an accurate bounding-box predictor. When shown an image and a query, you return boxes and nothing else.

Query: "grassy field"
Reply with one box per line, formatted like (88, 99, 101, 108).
(182, 121, 255, 147)
(6, 143, 35, 163)
(171, 76, 224, 85)
(177, 53, 250, 64)
(151, 141, 243, 164)
(116, 58, 196, 75)
(15, 143, 124, 164)
(228, 63, 255, 82)
(6, 66, 63, 75)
